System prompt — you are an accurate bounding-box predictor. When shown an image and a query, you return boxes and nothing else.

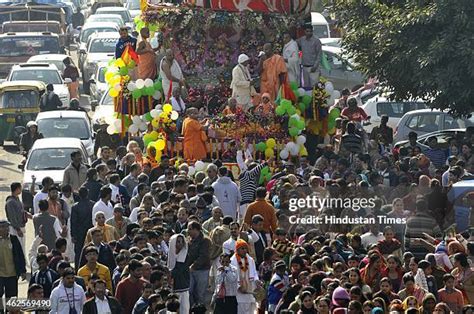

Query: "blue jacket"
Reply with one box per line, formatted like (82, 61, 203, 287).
(268, 272, 289, 305)
(115, 36, 137, 59)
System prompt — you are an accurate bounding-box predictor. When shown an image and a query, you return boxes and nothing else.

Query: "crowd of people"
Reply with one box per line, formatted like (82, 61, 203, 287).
(1, 13, 474, 314)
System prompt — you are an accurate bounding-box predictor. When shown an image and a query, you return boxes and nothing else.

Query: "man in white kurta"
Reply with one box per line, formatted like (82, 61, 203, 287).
(230, 239, 259, 314)
(230, 54, 255, 111)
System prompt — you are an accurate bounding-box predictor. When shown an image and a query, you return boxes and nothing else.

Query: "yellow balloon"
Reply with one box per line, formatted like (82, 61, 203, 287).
(149, 131, 159, 141)
(264, 148, 274, 158)
(159, 112, 168, 119)
(109, 89, 119, 97)
(105, 71, 114, 82)
(299, 146, 308, 156)
(155, 150, 162, 162)
(115, 58, 125, 68)
(163, 103, 172, 113)
(155, 139, 166, 151)
(151, 118, 159, 129)
(266, 138, 276, 149)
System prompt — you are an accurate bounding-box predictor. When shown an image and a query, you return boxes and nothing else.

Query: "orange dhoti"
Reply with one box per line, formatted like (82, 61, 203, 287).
(182, 117, 207, 161)
(68, 80, 79, 99)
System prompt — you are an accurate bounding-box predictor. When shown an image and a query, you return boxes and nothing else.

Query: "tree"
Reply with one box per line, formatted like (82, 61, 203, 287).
(329, 0, 474, 116)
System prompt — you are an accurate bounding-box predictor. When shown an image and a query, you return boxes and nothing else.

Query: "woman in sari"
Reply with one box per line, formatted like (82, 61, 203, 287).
(452, 252, 474, 304)
(282, 32, 300, 84)
(182, 107, 207, 161)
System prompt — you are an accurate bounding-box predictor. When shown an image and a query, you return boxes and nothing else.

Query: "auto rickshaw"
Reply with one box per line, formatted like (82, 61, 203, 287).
(0, 80, 46, 146)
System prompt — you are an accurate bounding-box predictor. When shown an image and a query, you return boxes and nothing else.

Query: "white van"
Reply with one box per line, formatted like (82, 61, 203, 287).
(311, 12, 331, 38)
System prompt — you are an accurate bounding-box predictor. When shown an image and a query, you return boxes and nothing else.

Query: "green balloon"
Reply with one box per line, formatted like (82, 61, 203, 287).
(261, 166, 269, 175)
(144, 86, 154, 96)
(154, 81, 162, 91)
(132, 89, 142, 99)
(329, 107, 341, 119)
(280, 99, 292, 110)
(298, 102, 306, 112)
(119, 67, 128, 76)
(328, 120, 336, 130)
(289, 81, 298, 91)
(293, 89, 299, 99)
(289, 117, 298, 127)
(256, 142, 267, 152)
(287, 105, 296, 116)
(289, 127, 299, 137)
(144, 112, 153, 121)
(296, 120, 305, 130)
(275, 106, 286, 116)
(128, 60, 136, 69)
(302, 95, 312, 106)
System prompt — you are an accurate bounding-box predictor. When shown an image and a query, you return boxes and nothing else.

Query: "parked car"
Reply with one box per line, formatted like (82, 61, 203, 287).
(7, 63, 70, 106)
(311, 12, 330, 38)
(27, 53, 71, 72)
(78, 22, 120, 70)
(21, 137, 90, 210)
(86, 13, 124, 27)
(320, 46, 365, 91)
(81, 32, 119, 92)
(89, 62, 108, 104)
(91, 91, 113, 130)
(361, 95, 427, 133)
(393, 129, 466, 151)
(393, 109, 474, 143)
(124, 0, 140, 19)
(95, 7, 133, 29)
(320, 37, 341, 48)
(35, 110, 94, 157)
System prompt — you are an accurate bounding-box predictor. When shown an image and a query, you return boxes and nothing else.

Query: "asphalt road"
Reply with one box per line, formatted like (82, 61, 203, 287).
(0, 49, 89, 298)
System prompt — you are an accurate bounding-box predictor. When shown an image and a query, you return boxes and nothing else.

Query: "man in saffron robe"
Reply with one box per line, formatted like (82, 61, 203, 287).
(182, 108, 207, 161)
(258, 42, 287, 101)
(136, 27, 158, 80)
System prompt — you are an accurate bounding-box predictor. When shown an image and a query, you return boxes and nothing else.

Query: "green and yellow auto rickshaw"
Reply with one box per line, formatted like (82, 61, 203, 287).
(0, 81, 46, 146)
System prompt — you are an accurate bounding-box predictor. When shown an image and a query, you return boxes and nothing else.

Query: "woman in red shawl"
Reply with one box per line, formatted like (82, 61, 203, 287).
(360, 252, 386, 292)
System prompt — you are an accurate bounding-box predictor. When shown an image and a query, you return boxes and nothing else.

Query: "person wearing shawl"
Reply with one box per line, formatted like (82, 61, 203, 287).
(255, 93, 275, 116)
(230, 239, 259, 314)
(145, 145, 159, 169)
(167, 234, 190, 314)
(136, 27, 158, 80)
(182, 107, 208, 161)
(258, 42, 287, 101)
(282, 32, 300, 83)
(230, 54, 255, 111)
(420, 293, 436, 314)
(360, 253, 385, 292)
(160, 49, 186, 101)
(434, 241, 454, 271)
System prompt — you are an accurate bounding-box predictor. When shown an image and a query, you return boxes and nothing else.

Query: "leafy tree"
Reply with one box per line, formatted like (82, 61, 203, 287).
(329, 0, 474, 116)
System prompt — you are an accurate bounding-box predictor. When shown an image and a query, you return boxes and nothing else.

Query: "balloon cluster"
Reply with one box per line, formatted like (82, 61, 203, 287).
(279, 135, 307, 160)
(104, 58, 136, 97)
(258, 166, 272, 185)
(127, 78, 163, 100)
(142, 103, 179, 146)
(255, 138, 277, 159)
(187, 160, 205, 177)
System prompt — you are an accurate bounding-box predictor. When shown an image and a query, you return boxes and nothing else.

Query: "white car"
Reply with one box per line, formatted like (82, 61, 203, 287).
(7, 63, 70, 106)
(95, 7, 133, 29)
(21, 137, 90, 209)
(394, 109, 474, 143)
(81, 32, 119, 92)
(35, 110, 95, 157)
(124, 0, 141, 19)
(86, 13, 125, 27)
(91, 91, 114, 130)
(78, 22, 120, 70)
(89, 62, 108, 104)
(361, 95, 427, 133)
(27, 54, 70, 72)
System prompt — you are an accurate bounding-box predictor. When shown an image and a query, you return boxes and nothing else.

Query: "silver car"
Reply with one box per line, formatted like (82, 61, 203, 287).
(320, 46, 365, 91)
(394, 109, 474, 143)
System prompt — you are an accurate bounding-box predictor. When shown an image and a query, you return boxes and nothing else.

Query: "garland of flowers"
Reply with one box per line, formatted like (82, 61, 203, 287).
(236, 254, 249, 272)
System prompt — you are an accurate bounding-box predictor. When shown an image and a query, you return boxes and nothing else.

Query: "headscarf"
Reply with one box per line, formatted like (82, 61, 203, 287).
(402, 296, 418, 310)
(447, 240, 466, 255)
(235, 239, 248, 252)
(167, 234, 188, 271)
(332, 286, 350, 307)
(238, 54, 249, 64)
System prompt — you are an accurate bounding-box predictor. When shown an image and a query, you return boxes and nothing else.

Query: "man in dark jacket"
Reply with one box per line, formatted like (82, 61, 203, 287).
(39, 84, 62, 112)
(117, 223, 140, 251)
(185, 221, 211, 306)
(83, 279, 122, 314)
(29, 254, 59, 297)
(5, 182, 29, 252)
(71, 187, 94, 268)
(0, 219, 26, 299)
(78, 228, 116, 273)
(81, 168, 103, 202)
